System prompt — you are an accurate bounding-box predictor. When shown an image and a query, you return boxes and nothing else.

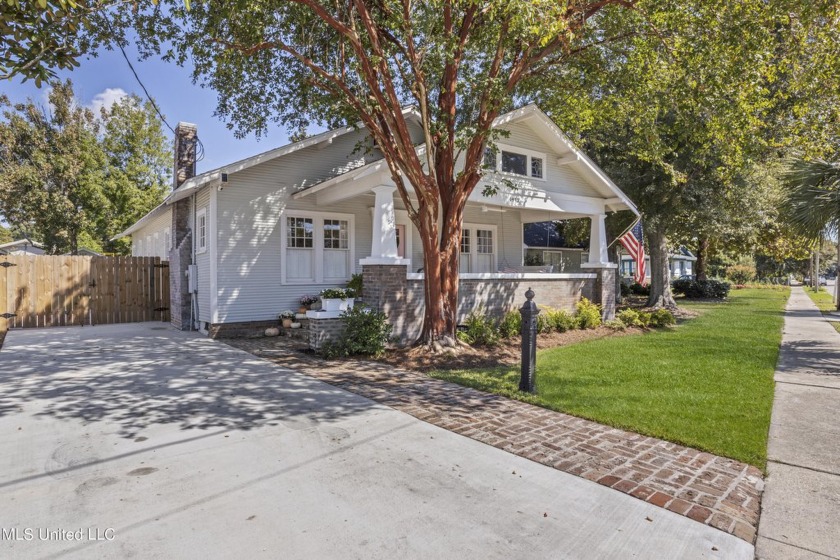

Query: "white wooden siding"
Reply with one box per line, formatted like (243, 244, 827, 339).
(478, 121, 601, 199)
(195, 187, 212, 323)
(131, 207, 172, 258)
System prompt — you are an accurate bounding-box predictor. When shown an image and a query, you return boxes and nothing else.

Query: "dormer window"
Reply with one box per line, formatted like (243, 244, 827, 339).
(483, 143, 546, 180)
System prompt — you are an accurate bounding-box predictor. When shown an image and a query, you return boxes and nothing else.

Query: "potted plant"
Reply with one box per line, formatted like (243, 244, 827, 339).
(319, 288, 355, 311)
(279, 310, 296, 328)
(299, 294, 318, 313)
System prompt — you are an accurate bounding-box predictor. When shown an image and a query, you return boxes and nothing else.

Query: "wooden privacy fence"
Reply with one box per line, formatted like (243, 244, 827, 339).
(0, 255, 170, 329)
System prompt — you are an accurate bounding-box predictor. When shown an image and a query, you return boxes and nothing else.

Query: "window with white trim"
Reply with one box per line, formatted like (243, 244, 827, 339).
(281, 212, 355, 284)
(485, 143, 547, 180)
(196, 207, 207, 254)
(322, 218, 350, 280)
(460, 224, 496, 273)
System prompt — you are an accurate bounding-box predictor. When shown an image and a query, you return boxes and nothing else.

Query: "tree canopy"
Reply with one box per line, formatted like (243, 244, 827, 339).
(0, 80, 170, 254)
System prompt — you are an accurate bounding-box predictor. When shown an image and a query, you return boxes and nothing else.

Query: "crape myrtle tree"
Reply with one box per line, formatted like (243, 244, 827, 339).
(94, 0, 644, 345)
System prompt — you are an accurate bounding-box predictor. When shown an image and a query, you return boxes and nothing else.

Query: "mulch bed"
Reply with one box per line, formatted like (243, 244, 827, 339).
(377, 326, 643, 372)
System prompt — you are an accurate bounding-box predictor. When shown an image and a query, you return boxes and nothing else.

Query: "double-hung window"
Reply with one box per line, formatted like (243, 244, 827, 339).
(196, 207, 207, 254)
(282, 212, 354, 284)
(485, 143, 546, 181)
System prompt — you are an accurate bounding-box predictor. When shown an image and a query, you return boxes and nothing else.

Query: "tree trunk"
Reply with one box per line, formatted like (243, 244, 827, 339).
(814, 245, 821, 291)
(415, 195, 468, 346)
(695, 237, 709, 281)
(646, 227, 677, 308)
(417, 204, 448, 344)
(609, 243, 623, 304)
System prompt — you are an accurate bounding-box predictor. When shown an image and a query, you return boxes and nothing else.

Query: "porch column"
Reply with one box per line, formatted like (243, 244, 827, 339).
(360, 185, 410, 266)
(585, 213, 609, 266)
(581, 213, 618, 320)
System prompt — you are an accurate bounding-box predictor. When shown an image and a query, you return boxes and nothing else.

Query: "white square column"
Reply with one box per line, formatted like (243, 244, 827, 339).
(581, 213, 616, 270)
(360, 185, 410, 266)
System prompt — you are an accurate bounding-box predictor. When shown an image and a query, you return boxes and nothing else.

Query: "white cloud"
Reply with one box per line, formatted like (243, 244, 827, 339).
(87, 87, 128, 116)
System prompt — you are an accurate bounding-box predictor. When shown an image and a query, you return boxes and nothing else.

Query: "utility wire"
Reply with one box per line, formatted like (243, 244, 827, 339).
(103, 14, 205, 162)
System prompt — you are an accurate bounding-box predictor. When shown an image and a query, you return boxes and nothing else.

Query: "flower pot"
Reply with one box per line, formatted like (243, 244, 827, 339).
(282, 318, 293, 328)
(298, 306, 308, 314)
(344, 298, 355, 310)
(321, 298, 343, 311)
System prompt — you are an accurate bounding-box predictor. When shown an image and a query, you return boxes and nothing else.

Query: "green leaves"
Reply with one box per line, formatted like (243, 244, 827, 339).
(0, 80, 169, 254)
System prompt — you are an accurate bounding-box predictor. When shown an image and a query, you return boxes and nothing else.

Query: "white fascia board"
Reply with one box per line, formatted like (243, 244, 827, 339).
(111, 203, 169, 240)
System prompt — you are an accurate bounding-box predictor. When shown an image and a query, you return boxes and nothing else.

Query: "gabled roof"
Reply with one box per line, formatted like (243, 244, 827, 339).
(117, 103, 638, 240)
(0, 238, 43, 250)
(293, 104, 639, 216)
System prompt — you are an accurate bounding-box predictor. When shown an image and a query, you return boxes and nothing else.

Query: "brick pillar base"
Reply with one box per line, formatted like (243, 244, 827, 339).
(594, 267, 617, 320)
(362, 264, 414, 344)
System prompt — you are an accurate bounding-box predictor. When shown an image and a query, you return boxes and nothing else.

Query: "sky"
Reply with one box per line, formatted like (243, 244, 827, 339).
(0, 42, 294, 174)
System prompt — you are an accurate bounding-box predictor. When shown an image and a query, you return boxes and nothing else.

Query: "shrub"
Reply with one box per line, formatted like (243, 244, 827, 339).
(619, 282, 631, 298)
(648, 308, 676, 327)
(630, 282, 650, 296)
(604, 319, 626, 331)
(616, 308, 645, 328)
(672, 278, 730, 299)
(576, 298, 602, 329)
(346, 273, 364, 296)
(320, 305, 392, 358)
(537, 310, 554, 334)
(498, 310, 521, 338)
(549, 308, 577, 332)
(458, 308, 499, 347)
(725, 264, 756, 284)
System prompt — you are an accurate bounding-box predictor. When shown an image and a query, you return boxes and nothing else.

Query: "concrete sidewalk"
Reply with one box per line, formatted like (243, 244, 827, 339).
(756, 287, 840, 559)
(0, 323, 752, 559)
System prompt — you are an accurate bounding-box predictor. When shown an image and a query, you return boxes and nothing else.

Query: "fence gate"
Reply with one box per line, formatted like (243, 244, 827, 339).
(0, 255, 170, 329)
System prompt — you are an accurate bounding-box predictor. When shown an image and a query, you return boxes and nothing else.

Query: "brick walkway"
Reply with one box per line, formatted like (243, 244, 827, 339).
(226, 338, 764, 543)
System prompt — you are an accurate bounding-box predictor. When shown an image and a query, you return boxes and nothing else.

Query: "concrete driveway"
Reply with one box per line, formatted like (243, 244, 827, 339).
(0, 323, 752, 559)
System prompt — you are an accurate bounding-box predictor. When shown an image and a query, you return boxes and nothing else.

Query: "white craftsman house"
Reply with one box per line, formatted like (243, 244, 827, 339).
(116, 104, 639, 341)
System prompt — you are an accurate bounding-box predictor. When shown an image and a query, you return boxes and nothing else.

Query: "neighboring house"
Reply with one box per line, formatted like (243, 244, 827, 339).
(619, 247, 697, 281)
(115, 104, 639, 341)
(0, 239, 45, 255)
(64, 248, 102, 257)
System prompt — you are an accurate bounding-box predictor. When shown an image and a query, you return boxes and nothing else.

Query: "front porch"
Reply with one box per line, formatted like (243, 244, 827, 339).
(295, 173, 622, 343)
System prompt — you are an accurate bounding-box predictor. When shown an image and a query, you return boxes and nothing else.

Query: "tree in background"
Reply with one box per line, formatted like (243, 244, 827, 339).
(97, 95, 170, 254)
(0, 81, 106, 254)
(0, 81, 169, 254)
(538, 2, 784, 307)
(784, 158, 840, 303)
(0, 224, 13, 245)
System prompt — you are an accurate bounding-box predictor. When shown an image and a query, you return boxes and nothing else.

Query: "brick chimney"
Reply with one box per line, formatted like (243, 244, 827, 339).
(173, 122, 197, 190)
(169, 122, 198, 330)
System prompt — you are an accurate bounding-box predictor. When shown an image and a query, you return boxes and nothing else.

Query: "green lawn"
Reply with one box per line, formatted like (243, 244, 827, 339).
(805, 286, 835, 312)
(803, 286, 840, 333)
(432, 288, 789, 469)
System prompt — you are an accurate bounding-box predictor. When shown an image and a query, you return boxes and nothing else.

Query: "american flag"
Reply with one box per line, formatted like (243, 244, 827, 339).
(619, 221, 646, 285)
